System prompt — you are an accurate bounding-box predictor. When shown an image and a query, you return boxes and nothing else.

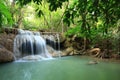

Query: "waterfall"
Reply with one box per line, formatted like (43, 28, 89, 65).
(42, 33, 61, 57)
(56, 33, 61, 58)
(43, 34, 60, 50)
(13, 29, 52, 60)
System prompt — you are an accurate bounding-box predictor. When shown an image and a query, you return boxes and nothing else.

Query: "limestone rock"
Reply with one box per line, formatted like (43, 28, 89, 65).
(62, 47, 74, 56)
(0, 33, 15, 52)
(0, 46, 15, 63)
(59, 33, 66, 43)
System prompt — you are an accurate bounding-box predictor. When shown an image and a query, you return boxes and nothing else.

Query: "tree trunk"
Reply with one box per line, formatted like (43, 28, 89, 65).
(83, 37, 87, 50)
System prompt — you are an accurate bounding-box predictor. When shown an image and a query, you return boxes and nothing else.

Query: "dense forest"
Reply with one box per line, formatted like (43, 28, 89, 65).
(1, 1, 120, 80)
(0, 0, 120, 60)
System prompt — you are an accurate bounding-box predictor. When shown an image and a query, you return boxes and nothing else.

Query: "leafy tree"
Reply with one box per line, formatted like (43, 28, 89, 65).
(13, 0, 68, 31)
(63, 0, 120, 33)
(13, 0, 120, 34)
(62, 0, 120, 49)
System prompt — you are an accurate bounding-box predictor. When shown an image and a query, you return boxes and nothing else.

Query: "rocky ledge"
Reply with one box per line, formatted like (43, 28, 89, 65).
(0, 45, 15, 63)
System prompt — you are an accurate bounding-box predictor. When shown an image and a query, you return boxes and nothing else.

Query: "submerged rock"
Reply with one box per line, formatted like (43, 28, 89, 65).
(87, 60, 98, 65)
(0, 46, 15, 63)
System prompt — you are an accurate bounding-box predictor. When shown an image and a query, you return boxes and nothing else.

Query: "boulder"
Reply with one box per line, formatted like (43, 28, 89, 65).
(62, 47, 74, 56)
(0, 46, 15, 63)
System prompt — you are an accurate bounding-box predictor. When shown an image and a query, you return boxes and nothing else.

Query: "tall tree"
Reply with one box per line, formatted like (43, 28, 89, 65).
(14, 0, 120, 32)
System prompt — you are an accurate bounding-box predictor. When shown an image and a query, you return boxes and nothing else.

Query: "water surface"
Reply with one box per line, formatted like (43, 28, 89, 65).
(0, 56, 120, 80)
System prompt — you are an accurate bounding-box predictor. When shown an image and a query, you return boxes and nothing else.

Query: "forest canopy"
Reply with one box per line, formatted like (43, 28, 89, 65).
(0, 0, 119, 34)
(0, 0, 120, 57)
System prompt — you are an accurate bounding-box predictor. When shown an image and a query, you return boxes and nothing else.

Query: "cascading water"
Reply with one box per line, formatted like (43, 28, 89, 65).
(13, 29, 52, 60)
(43, 34, 60, 50)
(56, 33, 61, 58)
(42, 33, 61, 57)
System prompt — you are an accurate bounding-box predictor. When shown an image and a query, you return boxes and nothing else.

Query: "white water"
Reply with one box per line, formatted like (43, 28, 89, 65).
(13, 29, 52, 60)
(56, 33, 61, 58)
(42, 33, 61, 57)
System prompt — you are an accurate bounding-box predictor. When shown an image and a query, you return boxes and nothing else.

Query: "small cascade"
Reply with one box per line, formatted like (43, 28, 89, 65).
(42, 33, 61, 57)
(56, 33, 61, 58)
(13, 29, 52, 60)
(45, 35, 57, 50)
(43, 34, 60, 50)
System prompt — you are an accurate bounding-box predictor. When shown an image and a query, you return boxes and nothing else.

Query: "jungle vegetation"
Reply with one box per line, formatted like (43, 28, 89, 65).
(0, 0, 120, 57)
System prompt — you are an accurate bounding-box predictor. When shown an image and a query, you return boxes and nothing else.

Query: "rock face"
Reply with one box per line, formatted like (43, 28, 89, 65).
(0, 33, 15, 63)
(0, 33, 16, 52)
(62, 47, 74, 56)
(0, 46, 15, 63)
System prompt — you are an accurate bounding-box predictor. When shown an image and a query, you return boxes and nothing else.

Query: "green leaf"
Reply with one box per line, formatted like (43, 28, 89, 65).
(0, 1, 13, 26)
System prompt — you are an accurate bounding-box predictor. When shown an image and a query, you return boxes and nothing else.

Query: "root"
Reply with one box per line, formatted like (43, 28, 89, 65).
(88, 48, 101, 57)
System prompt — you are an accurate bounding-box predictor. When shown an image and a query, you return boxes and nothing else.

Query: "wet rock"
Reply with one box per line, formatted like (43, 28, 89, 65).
(0, 46, 15, 63)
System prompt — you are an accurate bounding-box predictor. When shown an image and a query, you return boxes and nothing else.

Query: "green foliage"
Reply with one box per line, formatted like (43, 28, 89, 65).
(112, 20, 120, 54)
(15, 0, 31, 6)
(65, 26, 80, 37)
(36, 9, 43, 17)
(65, 25, 92, 39)
(0, 13, 2, 27)
(0, 0, 13, 27)
(13, 0, 120, 37)
(15, 0, 42, 6)
(23, 20, 39, 31)
(47, 0, 68, 11)
(63, 0, 120, 36)
(113, 32, 120, 54)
